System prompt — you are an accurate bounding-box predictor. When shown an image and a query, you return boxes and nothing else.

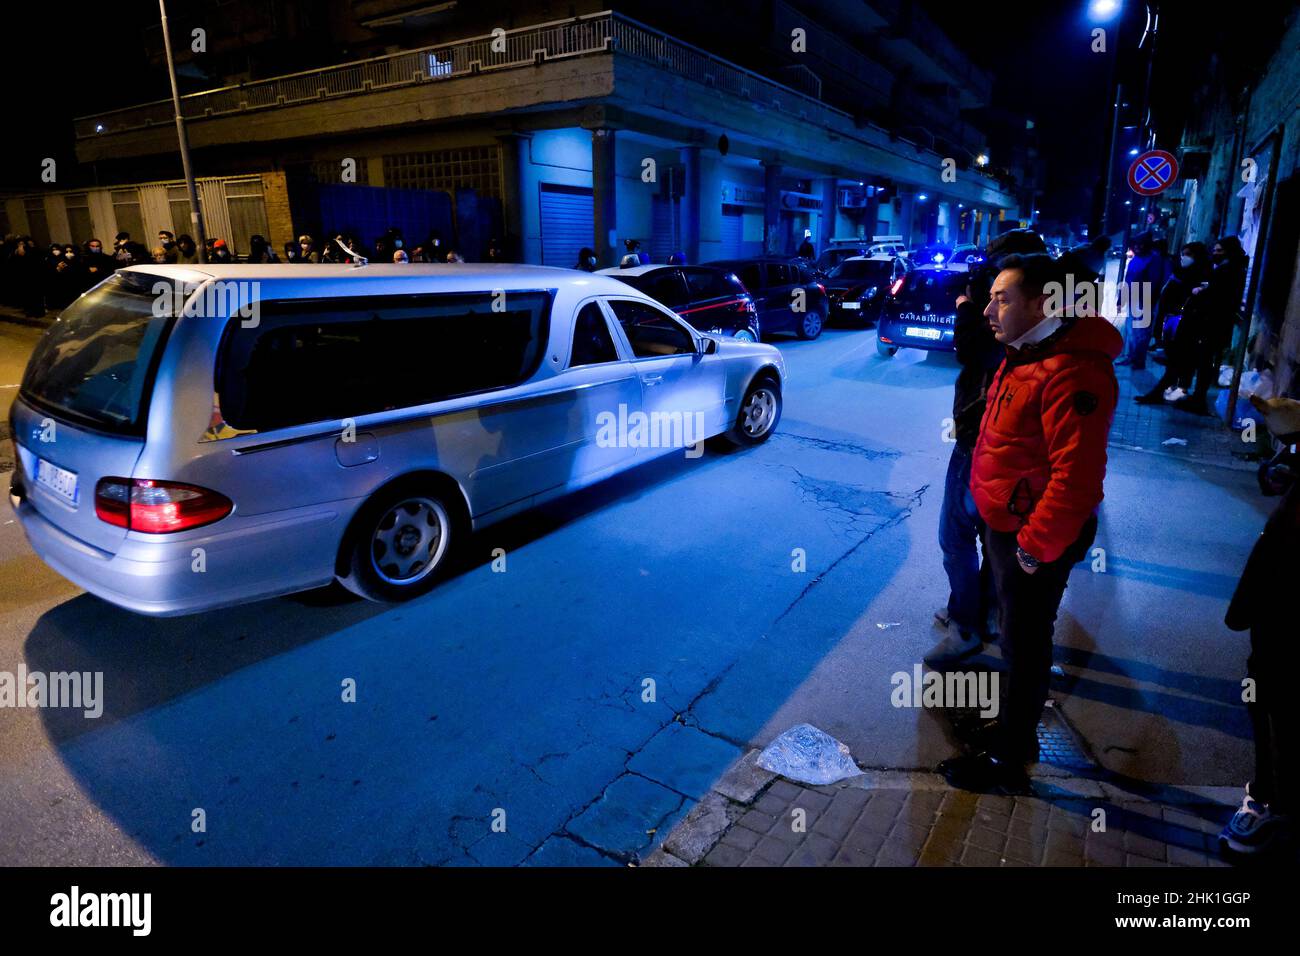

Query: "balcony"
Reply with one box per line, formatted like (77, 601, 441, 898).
(76, 11, 851, 140)
(73, 10, 1016, 208)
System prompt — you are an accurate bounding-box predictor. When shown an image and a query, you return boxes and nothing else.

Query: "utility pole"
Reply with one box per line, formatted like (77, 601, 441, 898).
(1099, 8, 1123, 238)
(160, 0, 207, 262)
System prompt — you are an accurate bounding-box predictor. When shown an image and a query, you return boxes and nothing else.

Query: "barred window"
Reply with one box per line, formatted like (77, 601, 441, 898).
(167, 185, 199, 236)
(65, 193, 94, 245)
(382, 146, 501, 199)
(225, 179, 270, 255)
(25, 197, 51, 247)
(110, 189, 144, 243)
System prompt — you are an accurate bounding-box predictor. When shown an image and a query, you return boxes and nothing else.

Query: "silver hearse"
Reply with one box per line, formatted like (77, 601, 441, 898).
(8, 264, 785, 615)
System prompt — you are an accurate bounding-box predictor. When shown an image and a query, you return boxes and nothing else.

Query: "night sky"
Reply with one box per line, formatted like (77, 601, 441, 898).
(2, 0, 1294, 225)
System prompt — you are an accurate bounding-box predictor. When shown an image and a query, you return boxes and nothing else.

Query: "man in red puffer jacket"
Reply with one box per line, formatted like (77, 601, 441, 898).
(939, 253, 1122, 792)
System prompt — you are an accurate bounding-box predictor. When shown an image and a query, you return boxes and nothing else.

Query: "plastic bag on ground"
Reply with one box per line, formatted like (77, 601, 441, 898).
(756, 723, 864, 785)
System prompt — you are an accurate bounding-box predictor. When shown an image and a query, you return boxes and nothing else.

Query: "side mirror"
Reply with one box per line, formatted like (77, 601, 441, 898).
(699, 337, 719, 355)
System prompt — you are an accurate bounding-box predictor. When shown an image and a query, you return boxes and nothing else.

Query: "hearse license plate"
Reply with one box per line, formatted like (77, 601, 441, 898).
(905, 326, 942, 341)
(35, 458, 79, 504)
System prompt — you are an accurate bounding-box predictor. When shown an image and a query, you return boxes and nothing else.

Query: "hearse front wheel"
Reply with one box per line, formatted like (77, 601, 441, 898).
(341, 483, 456, 603)
(724, 377, 782, 447)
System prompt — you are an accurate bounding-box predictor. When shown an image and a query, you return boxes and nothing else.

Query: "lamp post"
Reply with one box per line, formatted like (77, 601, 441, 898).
(160, 0, 208, 262)
(1090, 0, 1124, 239)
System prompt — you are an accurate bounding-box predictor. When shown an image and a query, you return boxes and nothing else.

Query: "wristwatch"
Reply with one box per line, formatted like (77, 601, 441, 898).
(1016, 546, 1040, 571)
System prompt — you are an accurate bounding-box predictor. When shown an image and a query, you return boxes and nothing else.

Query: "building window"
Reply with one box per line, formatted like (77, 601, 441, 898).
(25, 197, 51, 247)
(225, 179, 270, 255)
(383, 146, 501, 199)
(64, 194, 94, 245)
(167, 185, 199, 236)
(111, 189, 144, 243)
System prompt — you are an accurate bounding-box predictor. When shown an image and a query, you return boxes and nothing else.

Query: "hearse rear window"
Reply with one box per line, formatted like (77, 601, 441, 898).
(216, 290, 552, 432)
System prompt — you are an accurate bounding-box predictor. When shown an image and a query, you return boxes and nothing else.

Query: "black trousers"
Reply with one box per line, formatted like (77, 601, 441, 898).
(1247, 620, 1298, 813)
(982, 515, 1098, 763)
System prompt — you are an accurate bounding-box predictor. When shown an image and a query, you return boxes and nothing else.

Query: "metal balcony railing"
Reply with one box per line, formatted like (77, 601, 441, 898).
(74, 11, 853, 140)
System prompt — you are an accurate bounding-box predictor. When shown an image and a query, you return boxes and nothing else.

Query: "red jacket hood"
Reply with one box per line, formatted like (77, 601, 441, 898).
(1036, 314, 1124, 361)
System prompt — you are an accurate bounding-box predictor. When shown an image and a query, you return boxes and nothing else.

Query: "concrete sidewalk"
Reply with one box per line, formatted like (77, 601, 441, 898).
(650, 749, 1239, 868)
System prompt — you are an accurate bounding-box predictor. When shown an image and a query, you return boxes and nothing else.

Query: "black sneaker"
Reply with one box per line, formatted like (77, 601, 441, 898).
(937, 751, 1032, 794)
(952, 718, 1040, 763)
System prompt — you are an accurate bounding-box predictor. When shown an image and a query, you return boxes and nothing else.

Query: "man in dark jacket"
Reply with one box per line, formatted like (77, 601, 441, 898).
(927, 229, 1047, 668)
(939, 253, 1122, 792)
(1174, 235, 1248, 415)
(1220, 394, 1300, 857)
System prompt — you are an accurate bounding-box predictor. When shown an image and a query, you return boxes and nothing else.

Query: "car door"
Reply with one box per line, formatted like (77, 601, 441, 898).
(765, 262, 797, 331)
(560, 299, 641, 480)
(605, 297, 728, 455)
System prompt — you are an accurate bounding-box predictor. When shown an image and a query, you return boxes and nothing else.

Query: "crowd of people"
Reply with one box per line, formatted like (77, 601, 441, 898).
(0, 226, 515, 318)
(1121, 231, 1249, 416)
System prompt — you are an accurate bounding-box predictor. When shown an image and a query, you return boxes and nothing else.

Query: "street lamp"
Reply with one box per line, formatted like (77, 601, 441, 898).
(1090, 0, 1124, 239)
(160, 0, 208, 262)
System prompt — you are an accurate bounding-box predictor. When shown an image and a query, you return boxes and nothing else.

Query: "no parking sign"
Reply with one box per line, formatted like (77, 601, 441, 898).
(1128, 149, 1179, 196)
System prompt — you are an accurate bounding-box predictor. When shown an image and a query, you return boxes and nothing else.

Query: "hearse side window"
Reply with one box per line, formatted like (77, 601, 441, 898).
(608, 300, 694, 358)
(216, 290, 551, 432)
(569, 302, 619, 367)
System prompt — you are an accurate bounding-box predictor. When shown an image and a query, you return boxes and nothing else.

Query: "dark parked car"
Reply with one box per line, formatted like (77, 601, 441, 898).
(812, 243, 871, 277)
(822, 255, 910, 326)
(705, 257, 827, 340)
(875, 264, 970, 357)
(598, 264, 761, 341)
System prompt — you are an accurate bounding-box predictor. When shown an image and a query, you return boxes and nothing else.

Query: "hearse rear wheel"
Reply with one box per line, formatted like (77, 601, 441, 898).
(341, 483, 456, 603)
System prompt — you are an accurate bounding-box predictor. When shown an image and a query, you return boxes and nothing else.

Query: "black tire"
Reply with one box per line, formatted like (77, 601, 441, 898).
(876, 338, 898, 358)
(796, 306, 825, 340)
(339, 480, 459, 602)
(724, 375, 782, 446)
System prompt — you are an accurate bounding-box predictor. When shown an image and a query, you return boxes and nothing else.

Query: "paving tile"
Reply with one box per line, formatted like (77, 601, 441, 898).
(750, 834, 794, 866)
(960, 844, 1003, 866)
(967, 825, 1007, 853)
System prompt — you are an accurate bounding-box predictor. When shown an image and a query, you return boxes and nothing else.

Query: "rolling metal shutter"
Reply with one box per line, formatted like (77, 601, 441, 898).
(539, 183, 593, 267)
(719, 205, 745, 259)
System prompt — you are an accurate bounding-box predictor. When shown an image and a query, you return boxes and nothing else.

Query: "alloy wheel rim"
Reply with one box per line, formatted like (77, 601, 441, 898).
(803, 313, 822, 336)
(743, 388, 777, 437)
(371, 496, 449, 585)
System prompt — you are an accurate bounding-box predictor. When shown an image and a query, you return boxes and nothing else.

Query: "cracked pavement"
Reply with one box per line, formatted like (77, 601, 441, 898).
(0, 327, 1268, 865)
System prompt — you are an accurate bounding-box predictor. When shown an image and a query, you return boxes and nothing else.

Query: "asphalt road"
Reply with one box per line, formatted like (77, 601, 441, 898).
(0, 321, 1269, 865)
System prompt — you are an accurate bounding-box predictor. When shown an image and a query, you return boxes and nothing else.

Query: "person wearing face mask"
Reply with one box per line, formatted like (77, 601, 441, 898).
(1172, 235, 1248, 415)
(1134, 242, 1212, 405)
(81, 238, 116, 289)
(209, 238, 234, 263)
(48, 244, 82, 308)
(157, 230, 176, 254)
(574, 247, 598, 272)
